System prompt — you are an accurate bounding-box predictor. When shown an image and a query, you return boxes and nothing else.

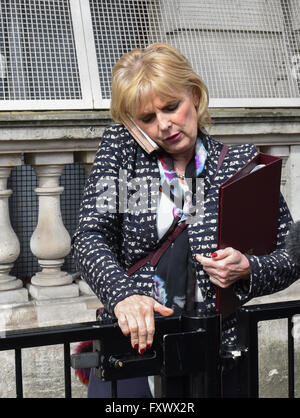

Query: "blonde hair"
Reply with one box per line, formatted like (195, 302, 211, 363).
(110, 42, 210, 130)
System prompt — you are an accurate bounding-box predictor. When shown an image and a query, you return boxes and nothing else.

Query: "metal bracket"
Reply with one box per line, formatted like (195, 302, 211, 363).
(71, 351, 100, 369)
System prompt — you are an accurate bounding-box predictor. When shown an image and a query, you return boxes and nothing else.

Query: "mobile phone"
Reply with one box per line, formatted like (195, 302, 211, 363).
(121, 115, 159, 154)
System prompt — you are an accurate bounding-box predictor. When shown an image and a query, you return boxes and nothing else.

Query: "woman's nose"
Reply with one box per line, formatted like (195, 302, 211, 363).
(157, 114, 171, 131)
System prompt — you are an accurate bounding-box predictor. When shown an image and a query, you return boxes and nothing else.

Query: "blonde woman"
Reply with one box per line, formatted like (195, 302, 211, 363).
(72, 43, 299, 397)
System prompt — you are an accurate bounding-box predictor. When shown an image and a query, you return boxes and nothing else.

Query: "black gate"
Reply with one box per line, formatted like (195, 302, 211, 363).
(0, 299, 299, 398)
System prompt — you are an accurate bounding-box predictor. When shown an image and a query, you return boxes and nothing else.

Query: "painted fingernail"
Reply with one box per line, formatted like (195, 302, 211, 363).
(211, 252, 218, 258)
(146, 344, 151, 350)
(133, 343, 139, 350)
(139, 348, 145, 355)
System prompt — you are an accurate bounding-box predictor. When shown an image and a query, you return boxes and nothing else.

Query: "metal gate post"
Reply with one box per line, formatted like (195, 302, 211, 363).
(236, 306, 262, 398)
(160, 313, 222, 398)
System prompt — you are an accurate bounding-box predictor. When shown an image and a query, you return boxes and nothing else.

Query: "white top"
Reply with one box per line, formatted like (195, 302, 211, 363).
(156, 178, 203, 302)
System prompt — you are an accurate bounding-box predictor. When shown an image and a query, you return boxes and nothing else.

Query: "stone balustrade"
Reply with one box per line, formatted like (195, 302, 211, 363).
(0, 108, 299, 307)
(0, 149, 101, 304)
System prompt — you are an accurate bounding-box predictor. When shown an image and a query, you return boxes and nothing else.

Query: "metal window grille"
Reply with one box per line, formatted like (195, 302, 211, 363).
(89, 0, 300, 108)
(88, 0, 161, 101)
(8, 163, 39, 281)
(160, 0, 300, 106)
(1, 0, 300, 110)
(0, 0, 92, 109)
(60, 163, 88, 273)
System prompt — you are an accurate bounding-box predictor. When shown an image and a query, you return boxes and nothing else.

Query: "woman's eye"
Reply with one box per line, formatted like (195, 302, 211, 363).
(140, 101, 179, 123)
(166, 101, 179, 111)
(141, 115, 154, 124)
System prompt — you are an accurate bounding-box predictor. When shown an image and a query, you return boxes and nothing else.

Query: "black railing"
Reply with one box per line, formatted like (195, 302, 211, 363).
(0, 299, 299, 398)
(0, 320, 107, 398)
(0, 314, 221, 398)
(236, 299, 300, 398)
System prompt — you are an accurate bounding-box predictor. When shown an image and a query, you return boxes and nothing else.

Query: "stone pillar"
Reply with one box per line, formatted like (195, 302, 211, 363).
(261, 145, 290, 202)
(25, 152, 79, 300)
(289, 145, 300, 221)
(0, 155, 28, 304)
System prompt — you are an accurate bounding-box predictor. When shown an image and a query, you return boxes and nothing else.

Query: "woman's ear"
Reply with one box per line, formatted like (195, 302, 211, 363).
(192, 87, 200, 108)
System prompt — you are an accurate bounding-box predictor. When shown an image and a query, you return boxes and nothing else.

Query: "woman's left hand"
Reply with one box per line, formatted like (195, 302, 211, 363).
(195, 247, 250, 288)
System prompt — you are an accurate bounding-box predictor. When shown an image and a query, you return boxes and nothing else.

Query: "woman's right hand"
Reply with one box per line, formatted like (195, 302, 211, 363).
(114, 294, 174, 354)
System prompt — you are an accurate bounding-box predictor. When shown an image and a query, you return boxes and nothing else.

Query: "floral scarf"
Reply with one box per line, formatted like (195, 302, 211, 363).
(157, 135, 207, 223)
(152, 135, 207, 313)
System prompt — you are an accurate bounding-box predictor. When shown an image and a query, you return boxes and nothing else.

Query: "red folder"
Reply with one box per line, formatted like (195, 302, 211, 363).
(216, 152, 282, 318)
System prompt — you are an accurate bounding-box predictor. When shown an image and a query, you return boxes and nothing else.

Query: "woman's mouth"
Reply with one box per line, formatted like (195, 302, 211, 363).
(165, 132, 183, 143)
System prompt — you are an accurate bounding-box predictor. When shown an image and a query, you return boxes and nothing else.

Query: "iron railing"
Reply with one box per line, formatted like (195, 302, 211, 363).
(236, 300, 300, 398)
(0, 299, 299, 398)
(0, 314, 221, 398)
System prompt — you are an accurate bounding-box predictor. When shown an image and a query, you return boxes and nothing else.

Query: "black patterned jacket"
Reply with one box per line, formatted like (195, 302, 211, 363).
(72, 124, 299, 344)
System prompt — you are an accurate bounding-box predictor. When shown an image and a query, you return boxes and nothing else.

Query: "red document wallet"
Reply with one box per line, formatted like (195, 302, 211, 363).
(216, 152, 282, 318)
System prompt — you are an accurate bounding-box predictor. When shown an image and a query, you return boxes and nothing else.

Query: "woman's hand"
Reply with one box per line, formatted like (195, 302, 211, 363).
(195, 247, 250, 288)
(114, 295, 173, 354)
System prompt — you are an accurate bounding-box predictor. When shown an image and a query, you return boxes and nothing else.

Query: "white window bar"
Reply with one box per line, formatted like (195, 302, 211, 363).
(78, 0, 109, 109)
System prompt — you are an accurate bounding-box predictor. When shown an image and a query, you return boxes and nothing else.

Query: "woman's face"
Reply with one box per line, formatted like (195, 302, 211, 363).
(133, 88, 199, 160)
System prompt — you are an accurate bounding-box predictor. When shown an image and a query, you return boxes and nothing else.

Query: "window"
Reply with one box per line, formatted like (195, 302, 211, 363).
(159, 0, 300, 106)
(0, 0, 299, 110)
(0, 0, 91, 109)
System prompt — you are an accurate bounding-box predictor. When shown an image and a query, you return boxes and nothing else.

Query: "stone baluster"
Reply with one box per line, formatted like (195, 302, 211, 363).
(25, 153, 79, 300)
(0, 155, 28, 304)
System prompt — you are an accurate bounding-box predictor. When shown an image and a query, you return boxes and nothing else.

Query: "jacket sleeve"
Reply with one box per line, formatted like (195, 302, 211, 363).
(235, 193, 300, 301)
(71, 127, 153, 316)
